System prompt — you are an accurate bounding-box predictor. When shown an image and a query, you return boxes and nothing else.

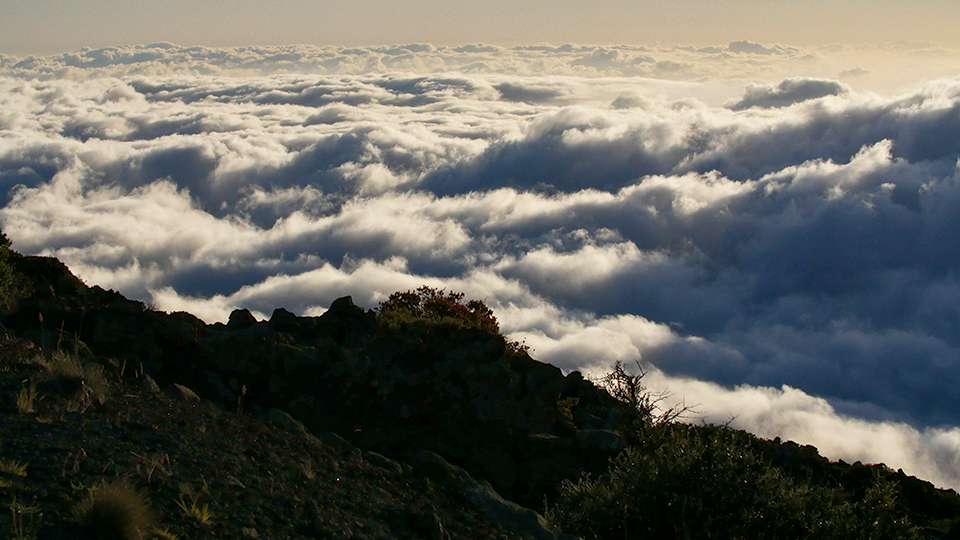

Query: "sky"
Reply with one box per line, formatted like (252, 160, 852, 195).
(2, 2, 960, 494)
(3, 0, 960, 55)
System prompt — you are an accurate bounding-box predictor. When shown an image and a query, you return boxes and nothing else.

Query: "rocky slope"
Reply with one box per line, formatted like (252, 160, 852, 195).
(0, 328, 568, 539)
(3, 254, 628, 512)
(2, 251, 960, 539)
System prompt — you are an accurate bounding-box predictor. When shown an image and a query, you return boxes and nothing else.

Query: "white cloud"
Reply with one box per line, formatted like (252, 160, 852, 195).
(4, 42, 959, 96)
(4, 44, 960, 489)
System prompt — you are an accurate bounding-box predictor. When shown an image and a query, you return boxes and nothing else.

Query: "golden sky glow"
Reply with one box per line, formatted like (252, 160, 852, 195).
(2, 0, 959, 55)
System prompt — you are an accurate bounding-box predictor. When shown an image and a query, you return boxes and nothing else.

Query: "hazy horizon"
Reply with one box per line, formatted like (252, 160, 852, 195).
(4, 0, 960, 56)
(2, 17, 960, 496)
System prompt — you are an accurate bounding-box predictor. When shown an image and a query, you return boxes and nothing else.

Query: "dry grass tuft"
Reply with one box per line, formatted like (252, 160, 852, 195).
(72, 478, 156, 540)
(15, 382, 38, 414)
(0, 459, 28, 477)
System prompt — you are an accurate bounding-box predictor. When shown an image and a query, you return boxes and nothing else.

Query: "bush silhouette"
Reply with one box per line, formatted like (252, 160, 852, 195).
(548, 362, 922, 540)
(378, 286, 498, 332)
(377, 286, 527, 354)
(549, 422, 920, 539)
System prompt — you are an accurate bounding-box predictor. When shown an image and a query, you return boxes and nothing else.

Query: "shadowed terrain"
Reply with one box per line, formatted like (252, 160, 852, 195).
(1, 246, 959, 539)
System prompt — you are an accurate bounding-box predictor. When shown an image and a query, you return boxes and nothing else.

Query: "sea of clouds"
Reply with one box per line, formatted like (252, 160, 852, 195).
(3, 41, 960, 489)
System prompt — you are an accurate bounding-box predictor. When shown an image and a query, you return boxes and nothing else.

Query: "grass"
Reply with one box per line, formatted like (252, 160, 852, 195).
(0, 459, 28, 478)
(39, 348, 109, 403)
(9, 497, 42, 540)
(72, 478, 157, 540)
(173, 482, 213, 526)
(299, 458, 315, 479)
(15, 383, 38, 414)
(150, 527, 180, 540)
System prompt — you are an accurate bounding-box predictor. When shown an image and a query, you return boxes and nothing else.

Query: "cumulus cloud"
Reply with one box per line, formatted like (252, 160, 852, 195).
(726, 77, 849, 110)
(4, 44, 960, 488)
(3, 42, 959, 96)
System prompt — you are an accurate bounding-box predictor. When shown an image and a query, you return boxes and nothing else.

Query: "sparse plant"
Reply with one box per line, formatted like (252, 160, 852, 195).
(236, 384, 246, 414)
(9, 497, 42, 540)
(73, 478, 157, 540)
(15, 382, 38, 414)
(174, 482, 213, 526)
(131, 451, 172, 484)
(0, 332, 38, 368)
(593, 360, 698, 439)
(39, 349, 109, 414)
(62, 448, 88, 477)
(174, 495, 213, 525)
(40, 349, 109, 401)
(151, 526, 181, 540)
(0, 459, 28, 477)
(558, 397, 579, 423)
(35, 349, 108, 415)
(300, 458, 315, 479)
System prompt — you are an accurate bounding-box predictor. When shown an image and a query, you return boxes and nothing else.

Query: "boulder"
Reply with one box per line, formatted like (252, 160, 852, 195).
(164, 383, 201, 402)
(575, 429, 627, 456)
(363, 451, 404, 476)
(411, 451, 577, 540)
(264, 408, 312, 438)
(140, 375, 161, 394)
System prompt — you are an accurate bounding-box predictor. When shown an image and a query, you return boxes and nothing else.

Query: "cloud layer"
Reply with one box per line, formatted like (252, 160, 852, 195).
(4, 41, 960, 96)
(3, 43, 960, 488)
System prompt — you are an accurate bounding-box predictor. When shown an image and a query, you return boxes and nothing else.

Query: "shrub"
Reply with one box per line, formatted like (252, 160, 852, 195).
(547, 422, 920, 540)
(378, 286, 499, 332)
(549, 362, 921, 539)
(73, 478, 157, 540)
(377, 286, 528, 354)
(0, 231, 14, 308)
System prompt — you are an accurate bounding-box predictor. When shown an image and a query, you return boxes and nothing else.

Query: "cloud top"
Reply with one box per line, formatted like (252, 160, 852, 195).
(3, 42, 959, 96)
(3, 44, 960, 488)
(727, 77, 849, 110)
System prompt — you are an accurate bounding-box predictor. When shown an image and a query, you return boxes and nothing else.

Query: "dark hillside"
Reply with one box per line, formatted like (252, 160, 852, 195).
(2, 253, 628, 512)
(2, 247, 960, 539)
